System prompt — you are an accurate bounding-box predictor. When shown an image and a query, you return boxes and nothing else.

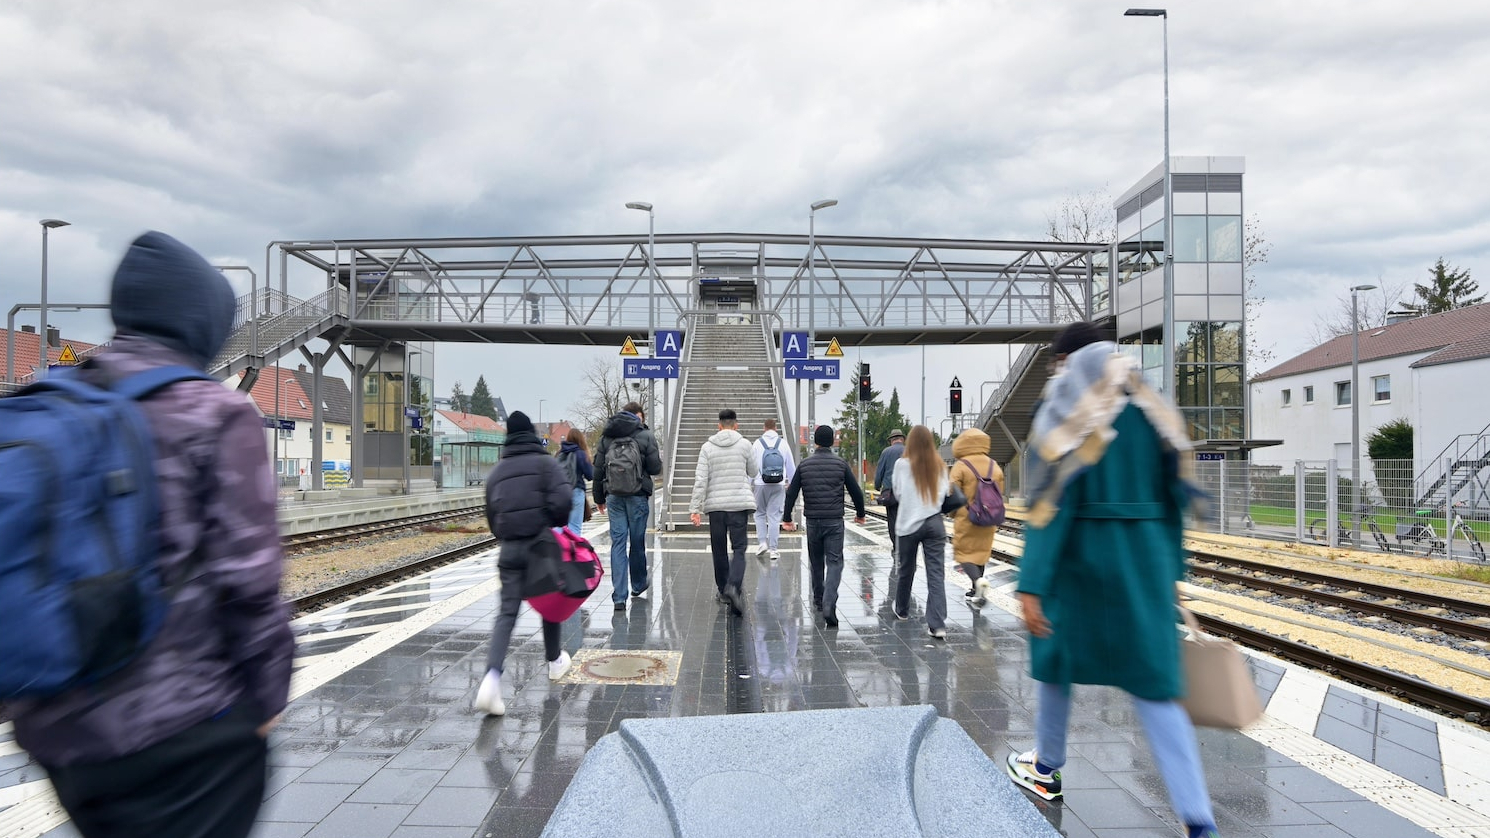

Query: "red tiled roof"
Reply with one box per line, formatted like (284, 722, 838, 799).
(0, 329, 102, 380)
(239, 369, 316, 420)
(1252, 303, 1490, 382)
(437, 410, 504, 433)
(1413, 331, 1490, 368)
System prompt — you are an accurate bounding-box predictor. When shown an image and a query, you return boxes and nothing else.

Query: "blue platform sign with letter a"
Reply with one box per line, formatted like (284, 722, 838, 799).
(782, 331, 809, 360)
(623, 359, 679, 379)
(656, 330, 683, 359)
(784, 360, 839, 380)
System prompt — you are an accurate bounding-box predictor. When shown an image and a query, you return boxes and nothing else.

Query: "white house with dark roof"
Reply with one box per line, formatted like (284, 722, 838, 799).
(1249, 303, 1490, 492)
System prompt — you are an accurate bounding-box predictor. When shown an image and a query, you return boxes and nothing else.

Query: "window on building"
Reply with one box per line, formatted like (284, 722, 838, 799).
(325, 429, 333, 441)
(1282, 389, 1291, 406)
(1335, 381, 1351, 406)
(1373, 375, 1391, 402)
(1173, 216, 1208, 262)
(278, 427, 293, 440)
(345, 431, 352, 443)
(1304, 385, 1314, 404)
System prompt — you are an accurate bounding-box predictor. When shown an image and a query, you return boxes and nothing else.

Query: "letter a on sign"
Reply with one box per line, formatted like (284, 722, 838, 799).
(620, 336, 640, 357)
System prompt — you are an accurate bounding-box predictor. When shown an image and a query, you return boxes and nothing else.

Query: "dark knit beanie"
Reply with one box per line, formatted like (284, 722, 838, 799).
(814, 425, 835, 448)
(507, 411, 534, 435)
(1052, 321, 1105, 356)
(111, 231, 236, 369)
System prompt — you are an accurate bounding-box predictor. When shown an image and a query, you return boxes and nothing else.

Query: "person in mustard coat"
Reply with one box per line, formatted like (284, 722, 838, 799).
(1006, 322, 1218, 838)
(948, 428, 1004, 609)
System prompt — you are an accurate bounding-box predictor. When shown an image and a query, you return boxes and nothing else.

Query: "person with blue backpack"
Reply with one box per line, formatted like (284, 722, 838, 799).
(750, 418, 795, 560)
(2, 231, 294, 838)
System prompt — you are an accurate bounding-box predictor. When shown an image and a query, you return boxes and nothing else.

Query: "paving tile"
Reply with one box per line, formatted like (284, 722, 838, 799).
(260, 782, 359, 823)
(348, 767, 448, 805)
(1061, 787, 1173, 830)
(1251, 765, 1365, 804)
(388, 828, 475, 838)
(1302, 801, 1442, 838)
(303, 803, 414, 838)
(1372, 738, 1447, 795)
(296, 752, 395, 785)
(1212, 784, 1329, 826)
(1375, 711, 1442, 759)
(404, 786, 499, 827)
(1313, 714, 1376, 762)
(245, 824, 313, 838)
(387, 739, 471, 771)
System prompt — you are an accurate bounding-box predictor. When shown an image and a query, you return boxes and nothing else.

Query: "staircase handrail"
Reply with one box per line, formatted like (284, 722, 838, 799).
(661, 314, 698, 530)
(760, 313, 795, 468)
(975, 342, 1043, 428)
(1417, 420, 1490, 486)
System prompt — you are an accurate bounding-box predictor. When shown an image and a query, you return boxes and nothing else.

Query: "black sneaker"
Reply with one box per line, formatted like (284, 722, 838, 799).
(724, 585, 745, 616)
(614, 601, 627, 612)
(823, 609, 838, 629)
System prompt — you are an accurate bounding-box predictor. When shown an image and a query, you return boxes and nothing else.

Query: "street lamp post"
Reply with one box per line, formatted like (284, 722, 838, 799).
(626, 202, 656, 352)
(38, 219, 70, 380)
(1350, 283, 1377, 548)
(1124, 8, 1172, 397)
(808, 198, 837, 435)
(539, 399, 547, 426)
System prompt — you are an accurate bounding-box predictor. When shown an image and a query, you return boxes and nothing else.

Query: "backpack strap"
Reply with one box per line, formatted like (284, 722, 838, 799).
(766, 437, 780, 451)
(114, 365, 216, 401)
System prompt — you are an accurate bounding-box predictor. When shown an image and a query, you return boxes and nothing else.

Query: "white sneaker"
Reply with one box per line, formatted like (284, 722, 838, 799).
(769, 549, 780, 561)
(755, 542, 770, 557)
(928, 627, 947, 640)
(975, 577, 992, 606)
(473, 669, 505, 716)
(548, 651, 572, 681)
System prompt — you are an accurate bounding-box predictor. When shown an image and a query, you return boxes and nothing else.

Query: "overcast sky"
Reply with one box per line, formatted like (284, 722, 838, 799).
(3, 0, 1488, 431)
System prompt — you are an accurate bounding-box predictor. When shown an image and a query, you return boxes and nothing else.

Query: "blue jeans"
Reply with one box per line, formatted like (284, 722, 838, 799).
(568, 486, 586, 533)
(607, 494, 650, 604)
(1036, 681, 1214, 827)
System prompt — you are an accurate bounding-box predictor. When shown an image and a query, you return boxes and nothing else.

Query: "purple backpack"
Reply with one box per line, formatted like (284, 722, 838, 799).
(958, 458, 1006, 527)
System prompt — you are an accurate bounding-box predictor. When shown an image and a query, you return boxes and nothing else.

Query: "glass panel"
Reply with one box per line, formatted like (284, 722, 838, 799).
(1335, 381, 1351, 406)
(1117, 234, 1144, 285)
(1212, 365, 1243, 407)
(1142, 342, 1163, 370)
(1373, 375, 1391, 401)
(1183, 408, 1209, 441)
(1177, 365, 1210, 408)
(1176, 321, 1206, 363)
(1208, 216, 1242, 262)
(1143, 366, 1163, 393)
(1209, 322, 1242, 363)
(1216, 409, 1244, 440)
(1303, 385, 1314, 404)
(1173, 216, 1208, 262)
(1282, 389, 1292, 406)
(1139, 221, 1165, 274)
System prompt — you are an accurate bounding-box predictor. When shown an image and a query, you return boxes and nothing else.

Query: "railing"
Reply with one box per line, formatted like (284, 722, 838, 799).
(661, 318, 698, 530)
(975, 342, 1043, 430)
(211, 287, 348, 373)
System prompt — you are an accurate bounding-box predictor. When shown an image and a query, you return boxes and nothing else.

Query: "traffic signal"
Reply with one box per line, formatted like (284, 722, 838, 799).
(950, 389, 963, 414)
(858, 363, 872, 401)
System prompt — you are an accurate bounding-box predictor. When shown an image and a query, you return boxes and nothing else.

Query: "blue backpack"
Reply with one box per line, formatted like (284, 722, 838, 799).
(761, 437, 785, 484)
(0, 364, 214, 699)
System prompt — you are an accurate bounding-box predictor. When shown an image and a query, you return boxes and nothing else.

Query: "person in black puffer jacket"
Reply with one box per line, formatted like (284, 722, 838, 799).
(783, 425, 867, 628)
(474, 411, 574, 717)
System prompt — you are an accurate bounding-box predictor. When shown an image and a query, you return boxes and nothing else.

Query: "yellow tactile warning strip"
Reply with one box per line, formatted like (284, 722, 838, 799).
(563, 649, 682, 686)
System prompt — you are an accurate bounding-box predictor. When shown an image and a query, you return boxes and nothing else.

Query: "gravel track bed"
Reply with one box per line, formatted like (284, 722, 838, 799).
(282, 518, 492, 600)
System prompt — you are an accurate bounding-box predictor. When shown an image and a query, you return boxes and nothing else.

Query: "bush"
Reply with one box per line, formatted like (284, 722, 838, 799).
(1367, 420, 1414, 510)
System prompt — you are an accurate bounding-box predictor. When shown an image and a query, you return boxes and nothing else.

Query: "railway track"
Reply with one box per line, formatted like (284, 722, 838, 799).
(861, 507, 1490, 722)
(282, 505, 485, 549)
(288, 537, 497, 615)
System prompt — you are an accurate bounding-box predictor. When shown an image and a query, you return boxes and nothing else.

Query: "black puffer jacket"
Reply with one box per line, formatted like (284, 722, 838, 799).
(783, 448, 867, 522)
(593, 411, 663, 503)
(485, 431, 572, 540)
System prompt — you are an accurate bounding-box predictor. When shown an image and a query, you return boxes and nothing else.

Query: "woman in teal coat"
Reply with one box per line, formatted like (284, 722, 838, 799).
(1007, 323, 1219, 838)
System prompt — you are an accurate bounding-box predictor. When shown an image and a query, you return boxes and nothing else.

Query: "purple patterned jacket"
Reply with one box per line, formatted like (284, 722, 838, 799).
(12, 336, 294, 766)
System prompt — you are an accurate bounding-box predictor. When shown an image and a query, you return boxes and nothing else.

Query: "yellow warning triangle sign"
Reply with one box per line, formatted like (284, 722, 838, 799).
(57, 344, 79, 364)
(824, 337, 844, 358)
(619, 336, 640, 357)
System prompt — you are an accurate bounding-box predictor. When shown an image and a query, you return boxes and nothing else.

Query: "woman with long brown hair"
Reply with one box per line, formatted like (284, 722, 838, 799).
(557, 427, 594, 533)
(889, 425, 952, 639)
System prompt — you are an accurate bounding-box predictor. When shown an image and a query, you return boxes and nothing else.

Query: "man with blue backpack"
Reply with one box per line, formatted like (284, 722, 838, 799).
(751, 418, 795, 560)
(1, 232, 294, 838)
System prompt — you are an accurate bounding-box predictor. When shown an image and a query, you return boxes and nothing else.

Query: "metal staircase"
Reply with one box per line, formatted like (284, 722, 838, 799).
(1415, 423, 1490, 513)
(662, 316, 789, 529)
(208, 288, 350, 380)
(974, 342, 1053, 465)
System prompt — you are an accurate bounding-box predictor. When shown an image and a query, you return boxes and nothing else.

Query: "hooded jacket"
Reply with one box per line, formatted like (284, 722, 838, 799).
(689, 428, 759, 514)
(593, 411, 663, 503)
(783, 447, 867, 522)
(13, 232, 294, 766)
(486, 431, 573, 540)
(949, 429, 1006, 566)
(558, 439, 594, 492)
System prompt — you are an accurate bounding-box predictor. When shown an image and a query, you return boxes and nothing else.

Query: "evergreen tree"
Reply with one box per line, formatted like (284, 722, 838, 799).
(1413, 258, 1483, 314)
(449, 380, 468, 414)
(469, 375, 498, 422)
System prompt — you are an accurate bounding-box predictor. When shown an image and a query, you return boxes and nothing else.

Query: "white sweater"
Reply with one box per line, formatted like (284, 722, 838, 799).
(689, 429, 759, 514)
(892, 457, 949, 535)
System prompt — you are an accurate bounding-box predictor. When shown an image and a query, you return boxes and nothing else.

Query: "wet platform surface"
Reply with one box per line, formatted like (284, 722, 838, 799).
(5, 516, 1490, 838)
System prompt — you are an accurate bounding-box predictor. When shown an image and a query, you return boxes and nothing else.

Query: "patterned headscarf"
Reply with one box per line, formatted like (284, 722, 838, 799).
(1026, 341, 1207, 527)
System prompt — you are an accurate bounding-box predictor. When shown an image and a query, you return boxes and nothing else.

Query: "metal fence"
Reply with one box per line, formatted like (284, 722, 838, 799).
(1189, 459, 1487, 562)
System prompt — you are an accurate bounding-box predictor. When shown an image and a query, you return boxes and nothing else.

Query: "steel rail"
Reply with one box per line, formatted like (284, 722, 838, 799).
(288, 537, 497, 615)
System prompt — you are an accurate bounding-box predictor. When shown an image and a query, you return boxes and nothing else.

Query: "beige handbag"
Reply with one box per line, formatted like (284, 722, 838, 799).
(1178, 607, 1264, 729)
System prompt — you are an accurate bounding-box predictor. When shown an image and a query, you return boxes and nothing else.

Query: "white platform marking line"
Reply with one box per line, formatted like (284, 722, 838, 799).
(293, 623, 390, 645)
(0, 741, 22, 758)
(293, 600, 434, 625)
(1439, 722, 1490, 815)
(0, 722, 12, 736)
(1263, 667, 1330, 735)
(0, 779, 50, 808)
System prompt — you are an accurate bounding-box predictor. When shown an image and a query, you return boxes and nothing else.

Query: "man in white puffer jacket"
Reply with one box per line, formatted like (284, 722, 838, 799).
(689, 408, 759, 615)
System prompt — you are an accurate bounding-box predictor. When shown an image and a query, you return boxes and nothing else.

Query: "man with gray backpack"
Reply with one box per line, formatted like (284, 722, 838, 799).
(1, 231, 293, 838)
(751, 418, 795, 560)
(593, 401, 663, 611)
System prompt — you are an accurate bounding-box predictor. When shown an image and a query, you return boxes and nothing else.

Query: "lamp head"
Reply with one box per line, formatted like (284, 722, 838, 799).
(1351, 284, 1378, 292)
(625, 202, 653, 212)
(40, 219, 70, 229)
(1124, 8, 1166, 16)
(810, 199, 838, 212)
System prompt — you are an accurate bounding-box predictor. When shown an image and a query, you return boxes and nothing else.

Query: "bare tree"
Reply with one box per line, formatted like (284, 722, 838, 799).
(570, 357, 633, 439)
(1243, 213, 1274, 369)
(1046, 186, 1116, 243)
(1307, 279, 1413, 346)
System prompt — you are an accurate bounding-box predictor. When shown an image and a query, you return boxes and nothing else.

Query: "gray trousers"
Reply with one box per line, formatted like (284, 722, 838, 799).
(806, 517, 846, 618)
(709, 509, 750, 593)
(487, 547, 562, 673)
(894, 516, 947, 631)
(753, 483, 786, 550)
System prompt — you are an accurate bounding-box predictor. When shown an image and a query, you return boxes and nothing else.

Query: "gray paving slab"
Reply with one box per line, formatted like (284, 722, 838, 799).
(232, 522, 1474, 838)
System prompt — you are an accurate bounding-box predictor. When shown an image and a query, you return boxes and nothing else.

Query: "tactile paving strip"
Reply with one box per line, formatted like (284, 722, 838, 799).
(563, 649, 682, 685)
